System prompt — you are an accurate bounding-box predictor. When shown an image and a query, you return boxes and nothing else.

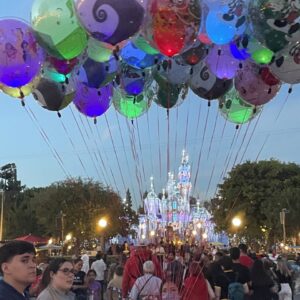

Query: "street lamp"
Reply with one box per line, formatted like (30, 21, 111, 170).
(150, 230, 155, 237)
(98, 218, 108, 228)
(232, 217, 242, 227)
(98, 218, 108, 252)
(65, 233, 72, 241)
(202, 233, 208, 240)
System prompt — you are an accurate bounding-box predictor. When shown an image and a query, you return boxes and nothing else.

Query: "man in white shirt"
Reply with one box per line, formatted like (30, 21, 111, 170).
(129, 261, 162, 300)
(91, 252, 107, 298)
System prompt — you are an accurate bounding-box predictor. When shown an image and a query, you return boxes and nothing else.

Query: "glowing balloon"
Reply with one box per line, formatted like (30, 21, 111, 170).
(119, 64, 152, 96)
(87, 38, 113, 63)
(270, 42, 300, 84)
(113, 87, 152, 119)
(133, 35, 160, 55)
(219, 88, 260, 124)
(189, 61, 233, 101)
(235, 62, 281, 106)
(73, 83, 113, 118)
(206, 44, 240, 79)
(31, 0, 87, 60)
(178, 41, 209, 66)
(75, 0, 145, 45)
(0, 19, 44, 88)
(260, 67, 280, 86)
(32, 77, 76, 111)
(155, 58, 191, 85)
(48, 56, 80, 75)
(198, 3, 213, 45)
(78, 56, 118, 88)
(0, 77, 40, 99)
(250, 0, 300, 53)
(121, 41, 163, 69)
(143, 0, 201, 57)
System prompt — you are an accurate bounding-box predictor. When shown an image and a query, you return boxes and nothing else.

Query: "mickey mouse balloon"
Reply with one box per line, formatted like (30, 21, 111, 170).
(75, 0, 145, 45)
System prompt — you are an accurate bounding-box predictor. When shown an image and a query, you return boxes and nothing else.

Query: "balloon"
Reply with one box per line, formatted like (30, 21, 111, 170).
(260, 67, 280, 86)
(206, 44, 240, 79)
(189, 61, 233, 101)
(178, 41, 209, 66)
(132, 35, 160, 55)
(73, 83, 113, 118)
(78, 56, 118, 88)
(270, 42, 300, 84)
(75, 0, 145, 45)
(235, 62, 281, 106)
(143, 0, 201, 57)
(31, 0, 87, 60)
(219, 88, 260, 124)
(0, 77, 40, 99)
(206, 1, 248, 45)
(155, 58, 191, 85)
(250, 0, 300, 53)
(121, 41, 163, 69)
(113, 87, 152, 119)
(0, 19, 44, 88)
(32, 77, 76, 111)
(87, 38, 113, 63)
(153, 74, 188, 109)
(198, 3, 213, 45)
(48, 56, 80, 75)
(119, 64, 152, 96)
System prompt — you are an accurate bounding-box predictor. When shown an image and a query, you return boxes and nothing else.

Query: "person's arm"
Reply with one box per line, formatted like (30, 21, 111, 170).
(122, 264, 130, 298)
(206, 279, 216, 300)
(243, 282, 249, 294)
(214, 286, 221, 300)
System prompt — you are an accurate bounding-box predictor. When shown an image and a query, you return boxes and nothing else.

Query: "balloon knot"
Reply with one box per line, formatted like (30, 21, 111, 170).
(57, 111, 62, 118)
(239, 63, 243, 69)
(94, 118, 97, 125)
(235, 124, 239, 130)
(131, 119, 134, 125)
(208, 100, 211, 107)
(190, 67, 194, 75)
(21, 100, 25, 107)
(65, 77, 69, 84)
(218, 49, 221, 56)
(288, 86, 293, 94)
(268, 87, 272, 94)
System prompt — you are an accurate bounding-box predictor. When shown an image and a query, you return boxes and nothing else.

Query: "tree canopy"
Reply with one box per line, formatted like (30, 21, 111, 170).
(205, 160, 300, 246)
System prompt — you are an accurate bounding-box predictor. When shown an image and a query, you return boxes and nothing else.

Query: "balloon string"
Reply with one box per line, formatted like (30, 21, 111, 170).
(115, 110, 139, 209)
(59, 117, 89, 179)
(167, 107, 170, 175)
(184, 99, 191, 150)
(104, 115, 127, 193)
(85, 116, 111, 187)
(94, 122, 119, 192)
(23, 104, 71, 179)
(136, 118, 147, 185)
(146, 111, 155, 177)
(207, 108, 219, 160)
(174, 106, 179, 173)
(157, 105, 162, 182)
(69, 107, 102, 183)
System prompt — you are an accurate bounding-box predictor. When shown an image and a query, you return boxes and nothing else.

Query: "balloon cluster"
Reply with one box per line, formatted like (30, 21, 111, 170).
(0, 0, 298, 125)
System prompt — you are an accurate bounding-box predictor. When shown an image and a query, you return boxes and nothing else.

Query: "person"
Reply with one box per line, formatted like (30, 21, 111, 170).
(86, 269, 101, 300)
(250, 259, 276, 300)
(181, 261, 212, 300)
(107, 265, 123, 300)
(29, 262, 49, 299)
(238, 244, 253, 269)
(166, 251, 184, 288)
(161, 281, 180, 300)
(122, 245, 162, 299)
(81, 251, 90, 274)
(0, 241, 37, 300)
(72, 258, 87, 300)
(37, 258, 75, 300)
(129, 261, 162, 300)
(91, 252, 107, 299)
(275, 258, 292, 300)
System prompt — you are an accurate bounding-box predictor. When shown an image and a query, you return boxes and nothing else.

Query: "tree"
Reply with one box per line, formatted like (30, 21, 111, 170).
(205, 160, 300, 246)
(123, 189, 139, 236)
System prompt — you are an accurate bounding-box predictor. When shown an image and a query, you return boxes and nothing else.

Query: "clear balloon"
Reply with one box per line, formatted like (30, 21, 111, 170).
(73, 83, 113, 118)
(206, 44, 240, 80)
(235, 62, 281, 106)
(0, 19, 44, 88)
(178, 41, 209, 66)
(119, 64, 152, 96)
(31, 0, 87, 60)
(250, 0, 300, 53)
(113, 87, 153, 119)
(143, 0, 201, 57)
(132, 35, 160, 55)
(189, 61, 233, 101)
(121, 41, 163, 69)
(270, 41, 300, 84)
(198, 3, 213, 45)
(219, 87, 260, 124)
(75, 0, 145, 45)
(32, 77, 76, 111)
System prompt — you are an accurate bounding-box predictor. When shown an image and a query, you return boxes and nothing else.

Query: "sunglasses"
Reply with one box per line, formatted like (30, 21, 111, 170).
(58, 268, 76, 275)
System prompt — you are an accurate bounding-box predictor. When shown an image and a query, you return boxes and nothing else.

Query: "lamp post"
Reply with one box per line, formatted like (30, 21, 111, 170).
(98, 218, 107, 252)
(280, 209, 289, 245)
(232, 217, 242, 246)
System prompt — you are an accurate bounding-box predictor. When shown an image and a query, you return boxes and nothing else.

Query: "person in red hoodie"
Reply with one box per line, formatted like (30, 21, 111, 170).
(122, 245, 163, 299)
(238, 244, 254, 269)
(181, 261, 211, 300)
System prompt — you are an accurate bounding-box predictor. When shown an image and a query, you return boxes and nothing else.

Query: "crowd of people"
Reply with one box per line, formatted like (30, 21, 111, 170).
(0, 240, 298, 300)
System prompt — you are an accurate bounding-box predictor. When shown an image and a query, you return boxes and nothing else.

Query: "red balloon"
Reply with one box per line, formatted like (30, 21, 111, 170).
(260, 67, 280, 86)
(49, 56, 79, 75)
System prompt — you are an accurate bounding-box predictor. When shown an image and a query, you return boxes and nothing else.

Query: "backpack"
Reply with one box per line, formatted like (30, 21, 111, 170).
(228, 282, 244, 300)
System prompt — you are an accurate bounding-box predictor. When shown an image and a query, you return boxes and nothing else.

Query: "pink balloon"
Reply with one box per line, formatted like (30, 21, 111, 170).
(235, 62, 281, 106)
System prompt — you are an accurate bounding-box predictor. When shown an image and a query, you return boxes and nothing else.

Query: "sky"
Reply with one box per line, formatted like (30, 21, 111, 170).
(1, 0, 300, 209)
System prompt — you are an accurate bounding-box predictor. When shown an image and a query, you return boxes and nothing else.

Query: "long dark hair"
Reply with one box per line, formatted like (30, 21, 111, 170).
(251, 259, 273, 286)
(40, 258, 71, 290)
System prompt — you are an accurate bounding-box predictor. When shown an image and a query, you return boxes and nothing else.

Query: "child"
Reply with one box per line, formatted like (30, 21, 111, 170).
(87, 269, 101, 300)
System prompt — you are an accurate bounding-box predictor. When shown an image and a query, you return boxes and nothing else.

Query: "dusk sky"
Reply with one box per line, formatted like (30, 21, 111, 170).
(1, 0, 300, 208)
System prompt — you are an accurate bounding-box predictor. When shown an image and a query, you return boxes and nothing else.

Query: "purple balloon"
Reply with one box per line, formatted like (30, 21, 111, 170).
(206, 44, 240, 80)
(0, 19, 44, 88)
(75, 0, 145, 45)
(73, 82, 113, 118)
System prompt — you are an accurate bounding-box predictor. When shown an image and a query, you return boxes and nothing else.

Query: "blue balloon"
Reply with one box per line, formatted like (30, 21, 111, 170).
(120, 41, 163, 69)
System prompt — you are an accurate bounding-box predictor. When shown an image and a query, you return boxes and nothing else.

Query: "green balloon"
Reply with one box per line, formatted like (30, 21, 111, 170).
(251, 48, 273, 64)
(219, 88, 260, 124)
(87, 38, 113, 63)
(113, 88, 152, 119)
(133, 36, 160, 55)
(31, 0, 87, 60)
